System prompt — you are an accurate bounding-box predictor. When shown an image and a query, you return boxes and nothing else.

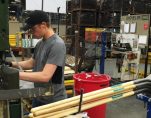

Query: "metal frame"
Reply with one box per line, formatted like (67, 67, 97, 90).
(137, 93, 151, 118)
(0, 87, 53, 118)
(100, 32, 106, 74)
(0, 87, 52, 100)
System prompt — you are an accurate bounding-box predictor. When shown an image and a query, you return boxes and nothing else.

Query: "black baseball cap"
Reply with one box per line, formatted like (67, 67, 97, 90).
(23, 10, 49, 31)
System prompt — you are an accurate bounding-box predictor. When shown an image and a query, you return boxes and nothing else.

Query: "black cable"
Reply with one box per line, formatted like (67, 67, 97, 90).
(134, 78, 151, 84)
(135, 82, 151, 90)
(78, 89, 84, 113)
(135, 88, 150, 94)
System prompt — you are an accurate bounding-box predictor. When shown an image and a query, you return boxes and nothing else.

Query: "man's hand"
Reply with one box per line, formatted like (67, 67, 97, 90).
(0, 60, 12, 67)
(5, 61, 12, 67)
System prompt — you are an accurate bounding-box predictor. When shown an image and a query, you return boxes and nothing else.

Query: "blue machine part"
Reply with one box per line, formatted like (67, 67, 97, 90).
(137, 94, 151, 118)
(100, 32, 107, 74)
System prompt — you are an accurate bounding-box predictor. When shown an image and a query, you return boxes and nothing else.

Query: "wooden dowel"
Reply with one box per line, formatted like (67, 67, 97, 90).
(33, 85, 135, 116)
(29, 113, 33, 118)
(83, 88, 133, 104)
(33, 109, 68, 118)
(31, 81, 134, 113)
(33, 89, 133, 118)
(46, 91, 135, 118)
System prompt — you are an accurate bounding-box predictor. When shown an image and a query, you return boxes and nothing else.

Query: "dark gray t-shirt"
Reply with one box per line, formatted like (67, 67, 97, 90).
(33, 34, 67, 103)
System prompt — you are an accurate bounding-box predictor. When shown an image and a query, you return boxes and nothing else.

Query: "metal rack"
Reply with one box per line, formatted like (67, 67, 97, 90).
(66, 0, 97, 73)
(100, 0, 130, 30)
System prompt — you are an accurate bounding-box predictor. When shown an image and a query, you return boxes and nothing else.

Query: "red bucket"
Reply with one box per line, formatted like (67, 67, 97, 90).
(73, 72, 111, 118)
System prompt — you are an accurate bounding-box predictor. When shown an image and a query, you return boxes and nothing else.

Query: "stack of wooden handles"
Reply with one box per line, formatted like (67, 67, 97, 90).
(29, 78, 150, 118)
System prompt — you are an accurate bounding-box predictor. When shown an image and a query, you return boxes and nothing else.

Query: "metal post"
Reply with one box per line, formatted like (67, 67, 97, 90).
(57, 7, 60, 35)
(0, 101, 9, 118)
(42, 0, 44, 11)
(100, 32, 106, 74)
(75, 30, 79, 73)
(144, 45, 149, 78)
(144, 15, 150, 78)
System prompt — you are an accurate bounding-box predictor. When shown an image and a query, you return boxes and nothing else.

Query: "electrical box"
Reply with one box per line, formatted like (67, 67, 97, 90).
(120, 14, 150, 46)
(0, 0, 10, 51)
(120, 14, 150, 35)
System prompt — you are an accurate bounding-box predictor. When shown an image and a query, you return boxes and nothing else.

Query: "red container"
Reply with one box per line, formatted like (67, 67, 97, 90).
(73, 72, 111, 118)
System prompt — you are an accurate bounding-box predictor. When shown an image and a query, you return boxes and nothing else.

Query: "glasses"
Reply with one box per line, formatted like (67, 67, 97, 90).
(28, 24, 40, 33)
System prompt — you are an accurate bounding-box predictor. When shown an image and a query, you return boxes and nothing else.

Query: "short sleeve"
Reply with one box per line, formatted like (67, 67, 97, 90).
(33, 41, 41, 59)
(46, 42, 66, 66)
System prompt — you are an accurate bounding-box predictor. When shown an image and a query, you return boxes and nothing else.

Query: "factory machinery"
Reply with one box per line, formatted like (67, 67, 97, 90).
(0, 1, 53, 118)
(112, 14, 150, 81)
(0, 42, 52, 117)
(0, 64, 53, 118)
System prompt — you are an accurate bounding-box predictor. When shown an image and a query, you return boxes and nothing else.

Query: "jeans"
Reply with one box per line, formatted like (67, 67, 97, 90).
(32, 98, 46, 108)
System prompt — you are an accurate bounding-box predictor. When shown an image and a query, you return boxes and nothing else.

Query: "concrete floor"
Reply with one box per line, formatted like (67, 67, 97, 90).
(106, 96, 146, 118)
(94, 58, 147, 118)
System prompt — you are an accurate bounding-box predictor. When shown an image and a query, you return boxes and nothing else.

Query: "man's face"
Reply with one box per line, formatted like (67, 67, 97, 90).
(29, 24, 44, 39)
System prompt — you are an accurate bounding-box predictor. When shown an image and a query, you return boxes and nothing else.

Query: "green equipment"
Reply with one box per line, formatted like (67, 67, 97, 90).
(0, 0, 10, 51)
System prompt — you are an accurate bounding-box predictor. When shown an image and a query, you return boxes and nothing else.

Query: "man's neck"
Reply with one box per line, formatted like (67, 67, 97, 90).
(44, 28, 55, 40)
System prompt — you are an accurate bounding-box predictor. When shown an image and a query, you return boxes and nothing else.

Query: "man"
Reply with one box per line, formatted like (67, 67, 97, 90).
(11, 10, 67, 107)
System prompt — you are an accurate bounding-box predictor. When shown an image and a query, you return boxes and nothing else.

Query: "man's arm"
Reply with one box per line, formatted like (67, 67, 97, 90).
(12, 58, 34, 70)
(19, 64, 57, 82)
